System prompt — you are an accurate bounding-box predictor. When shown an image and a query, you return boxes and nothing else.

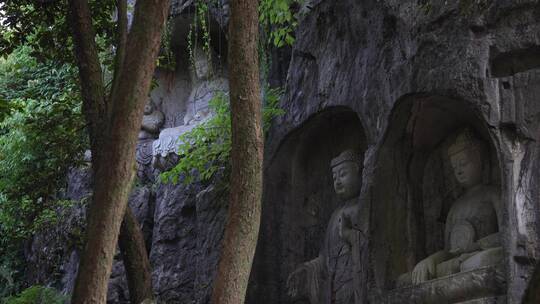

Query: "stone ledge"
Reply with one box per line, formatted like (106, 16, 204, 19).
(370, 265, 506, 304)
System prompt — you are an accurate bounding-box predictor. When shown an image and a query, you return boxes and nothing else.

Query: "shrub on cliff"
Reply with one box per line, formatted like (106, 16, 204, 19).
(161, 87, 284, 185)
(0, 46, 87, 294)
(3, 286, 67, 304)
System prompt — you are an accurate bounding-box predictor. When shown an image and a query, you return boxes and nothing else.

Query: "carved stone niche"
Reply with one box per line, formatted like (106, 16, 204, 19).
(247, 107, 367, 304)
(369, 96, 506, 304)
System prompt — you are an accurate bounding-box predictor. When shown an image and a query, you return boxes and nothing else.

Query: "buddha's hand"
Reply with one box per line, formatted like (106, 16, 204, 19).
(338, 213, 354, 245)
(412, 256, 436, 284)
(286, 265, 308, 299)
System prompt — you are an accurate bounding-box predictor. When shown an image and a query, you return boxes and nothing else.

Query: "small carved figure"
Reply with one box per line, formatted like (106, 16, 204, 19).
(398, 129, 503, 286)
(287, 150, 366, 304)
(139, 101, 165, 140)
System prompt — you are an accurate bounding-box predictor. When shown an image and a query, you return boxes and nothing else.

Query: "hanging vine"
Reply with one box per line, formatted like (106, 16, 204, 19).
(157, 18, 177, 72)
(188, 0, 213, 75)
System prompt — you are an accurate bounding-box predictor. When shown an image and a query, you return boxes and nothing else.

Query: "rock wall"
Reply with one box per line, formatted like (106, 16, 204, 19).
(24, 0, 540, 303)
(250, 1, 540, 304)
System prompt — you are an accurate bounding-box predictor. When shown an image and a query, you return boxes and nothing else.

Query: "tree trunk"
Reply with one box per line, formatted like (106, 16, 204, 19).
(113, 1, 155, 301)
(68, 0, 170, 302)
(119, 207, 154, 304)
(211, 0, 263, 303)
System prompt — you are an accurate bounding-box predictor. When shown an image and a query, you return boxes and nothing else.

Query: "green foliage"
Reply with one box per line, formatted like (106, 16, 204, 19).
(160, 92, 230, 185)
(161, 87, 285, 185)
(157, 19, 177, 71)
(259, 0, 302, 47)
(185, 0, 300, 73)
(0, 46, 87, 251)
(3, 286, 67, 304)
(0, 0, 116, 60)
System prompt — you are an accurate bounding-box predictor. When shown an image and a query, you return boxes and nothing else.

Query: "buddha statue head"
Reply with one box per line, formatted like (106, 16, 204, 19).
(331, 149, 362, 201)
(447, 129, 485, 188)
(193, 46, 212, 80)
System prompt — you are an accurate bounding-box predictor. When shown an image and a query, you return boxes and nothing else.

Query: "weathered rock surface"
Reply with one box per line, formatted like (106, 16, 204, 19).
(24, 167, 90, 294)
(249, 1, 540, 304)
(150, 179, 228, 304)
(23, 1, 540, 303)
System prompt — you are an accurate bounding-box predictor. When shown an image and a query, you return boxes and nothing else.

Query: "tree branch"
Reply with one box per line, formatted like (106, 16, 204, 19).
(119, 207, 155, 304)
(109, 0, 169, 114)
(67, 0, 108, 159)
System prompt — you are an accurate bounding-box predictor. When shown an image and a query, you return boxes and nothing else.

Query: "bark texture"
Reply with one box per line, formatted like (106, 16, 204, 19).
(68, 0, 170, 303)
(114, 1, 154, 301)
(119, 207, 155, 304)
(210, 0, 263, 303)
(68, 0, 107, 165)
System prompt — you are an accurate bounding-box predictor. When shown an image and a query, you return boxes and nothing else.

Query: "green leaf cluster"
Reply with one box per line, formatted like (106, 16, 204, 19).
(161, 87, 284, 185)
(0, 0, 116, 61)
(0, 46, 87, 253)
(3, 286, 67, 304)
(259, 0, 302, 47)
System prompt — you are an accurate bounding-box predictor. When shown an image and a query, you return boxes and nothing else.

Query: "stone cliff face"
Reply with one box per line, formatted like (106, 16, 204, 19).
(24, 1, 540, 303)
(250, 1, 540, 303)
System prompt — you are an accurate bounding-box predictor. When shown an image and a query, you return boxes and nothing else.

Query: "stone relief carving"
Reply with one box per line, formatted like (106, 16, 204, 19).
(396, 129, 504, 294)
(151, 46, 228, 172)
(136, 101, 165, 181)
(151, 122, 196, 172)
(286, 149, 366, 304)
(139, 101, 165, 140)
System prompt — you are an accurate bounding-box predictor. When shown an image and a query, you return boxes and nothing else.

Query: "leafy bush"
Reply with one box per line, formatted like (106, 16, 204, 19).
(259, 0, 302, 47)
(161, 87, 284, 185)
(0, 46, 87, 253)
(3, 286, 67, 304)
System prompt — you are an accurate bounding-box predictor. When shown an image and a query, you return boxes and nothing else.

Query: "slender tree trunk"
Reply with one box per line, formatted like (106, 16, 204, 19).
(211, 0, 263, 303)
(114, 1, 155, 301)
(119, 207, 154, 303)
(68, 0, 170, 302)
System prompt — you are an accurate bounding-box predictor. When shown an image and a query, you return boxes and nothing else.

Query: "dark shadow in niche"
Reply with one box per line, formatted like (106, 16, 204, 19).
(369, 95, 503, 298)
(490, 46, 540, 77)
(247, 107, 367, 304)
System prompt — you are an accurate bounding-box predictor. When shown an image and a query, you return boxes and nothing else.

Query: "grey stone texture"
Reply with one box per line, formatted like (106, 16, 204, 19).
(24, 167, 90, 294)
(22, 0, 540, 303)
(249, 1, 540, 304)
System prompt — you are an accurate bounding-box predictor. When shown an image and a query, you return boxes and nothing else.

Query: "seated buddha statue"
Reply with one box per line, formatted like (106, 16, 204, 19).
(398, 129, 503, 286)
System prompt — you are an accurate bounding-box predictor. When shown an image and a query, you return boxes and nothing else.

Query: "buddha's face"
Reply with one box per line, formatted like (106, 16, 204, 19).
(449, 147, 482, 188)
(332, 161, 361, 201)
(194, 56, 210, 80)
